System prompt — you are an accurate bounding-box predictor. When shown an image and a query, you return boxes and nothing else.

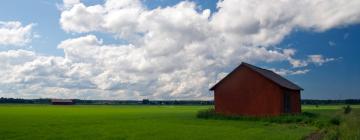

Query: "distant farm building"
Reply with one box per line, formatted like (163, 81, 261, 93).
(210, 62, 303, 116)
(51, 99, 75, 105)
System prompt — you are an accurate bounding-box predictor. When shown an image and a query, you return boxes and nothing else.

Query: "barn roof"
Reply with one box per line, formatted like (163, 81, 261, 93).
(210, 62, 303, 91)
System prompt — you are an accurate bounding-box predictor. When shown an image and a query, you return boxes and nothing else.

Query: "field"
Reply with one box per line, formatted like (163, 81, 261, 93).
(0, 105, 359, 140)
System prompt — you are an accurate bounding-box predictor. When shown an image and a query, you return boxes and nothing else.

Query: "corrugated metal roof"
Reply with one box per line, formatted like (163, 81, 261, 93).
(210, 62, 303, 91)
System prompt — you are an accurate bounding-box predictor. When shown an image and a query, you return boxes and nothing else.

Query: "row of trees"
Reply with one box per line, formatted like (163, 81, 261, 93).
(0, 98, 214, 105)
(1, 97, 360, 105)
(301, 99, 360, 105)
(0, 97, 51, 104)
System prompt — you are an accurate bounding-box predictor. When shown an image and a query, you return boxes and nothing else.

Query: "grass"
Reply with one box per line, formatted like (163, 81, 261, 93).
(339, 107, 360, 139)
(0, 104, 315, 140)
(196, 108, 345, 139)
(303, 105, 360, 140)
(0, 104, 358, 140)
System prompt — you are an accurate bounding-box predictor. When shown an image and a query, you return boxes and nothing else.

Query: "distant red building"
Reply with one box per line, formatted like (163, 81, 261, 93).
(210, 62, 303, 116)
(51, 99, 75, 105)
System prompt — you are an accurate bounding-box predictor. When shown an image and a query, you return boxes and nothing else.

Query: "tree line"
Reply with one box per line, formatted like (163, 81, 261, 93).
(1, 97, 360, 105)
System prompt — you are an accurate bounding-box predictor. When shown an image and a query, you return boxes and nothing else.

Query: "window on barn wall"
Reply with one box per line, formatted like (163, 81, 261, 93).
(283, 91, 292, 113)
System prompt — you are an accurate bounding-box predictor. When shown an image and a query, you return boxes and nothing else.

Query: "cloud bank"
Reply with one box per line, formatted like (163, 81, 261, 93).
(1, 0, 360, 99)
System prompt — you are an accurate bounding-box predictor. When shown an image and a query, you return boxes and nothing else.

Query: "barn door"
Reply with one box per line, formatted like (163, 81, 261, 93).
(283, 91, 291, 113)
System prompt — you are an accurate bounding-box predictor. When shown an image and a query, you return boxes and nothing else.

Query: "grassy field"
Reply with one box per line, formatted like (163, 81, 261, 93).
(0, 104, 358, 140)
(303, 105, 360, 140)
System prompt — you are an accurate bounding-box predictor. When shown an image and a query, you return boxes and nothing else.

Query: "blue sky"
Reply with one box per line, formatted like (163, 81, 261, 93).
(0, 0, 359, 100)
(281, 25, 360, 99)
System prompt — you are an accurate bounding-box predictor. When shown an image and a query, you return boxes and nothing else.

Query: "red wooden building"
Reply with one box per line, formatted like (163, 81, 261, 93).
(210, 62, 303, 116)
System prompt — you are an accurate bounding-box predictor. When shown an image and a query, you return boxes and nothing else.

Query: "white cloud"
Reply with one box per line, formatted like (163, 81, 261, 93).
(59, 0, 143, 39)
(57, 0, 80, 10)
(307, 55, 336, 66)
(289, 59, 308, 68)
(282, 49, 308, 68)
(211, 0, 360, 47)
(288, 54, 336, 68)
(271, 68, 310, 76)
(1, 0, 360, 99)
(0, 21, 35, 46)
(60, 4, 105, 33)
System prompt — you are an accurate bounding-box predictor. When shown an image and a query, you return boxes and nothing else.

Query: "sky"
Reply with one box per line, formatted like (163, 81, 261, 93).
(0, 0, 359, 100)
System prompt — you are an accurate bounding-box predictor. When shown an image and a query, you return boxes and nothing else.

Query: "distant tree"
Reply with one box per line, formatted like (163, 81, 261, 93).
(142, 99, 150, 105)
(343, 105, 352, 114)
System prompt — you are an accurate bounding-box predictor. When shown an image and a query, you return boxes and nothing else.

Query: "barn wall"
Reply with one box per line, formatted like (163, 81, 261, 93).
(214, 65, 284, 116)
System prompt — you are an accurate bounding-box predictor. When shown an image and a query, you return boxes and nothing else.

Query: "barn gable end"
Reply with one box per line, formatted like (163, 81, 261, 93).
(210, 62, 302, 116)
(210, 62, 303, 91)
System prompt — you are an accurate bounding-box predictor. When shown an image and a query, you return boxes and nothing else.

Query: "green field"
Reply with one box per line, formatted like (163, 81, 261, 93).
(0, 105, 359, 140)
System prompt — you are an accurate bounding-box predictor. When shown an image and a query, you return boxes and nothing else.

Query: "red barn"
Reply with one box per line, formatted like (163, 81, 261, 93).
(210, 62, 303, 116)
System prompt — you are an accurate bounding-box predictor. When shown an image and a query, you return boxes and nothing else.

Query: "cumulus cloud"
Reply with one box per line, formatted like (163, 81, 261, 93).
(211, 0, 360, 47)
(63, 0, 80, 9)
(0, 49, 132, 99)
(0, 21, 35, 46)
(1, 0, 360, 99)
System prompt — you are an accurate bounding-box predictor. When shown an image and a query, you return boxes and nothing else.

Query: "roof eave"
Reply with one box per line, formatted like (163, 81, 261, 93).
(282, 86, 304, 91)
